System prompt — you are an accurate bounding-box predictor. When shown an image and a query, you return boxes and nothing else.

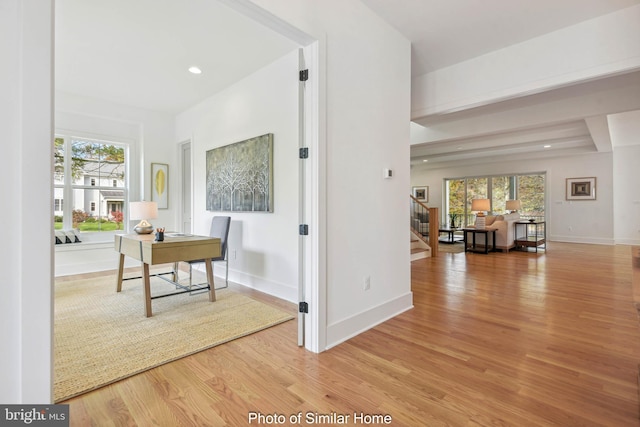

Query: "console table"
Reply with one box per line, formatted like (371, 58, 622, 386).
(463, 228, 497, 254)
(115, 233, 221, 317)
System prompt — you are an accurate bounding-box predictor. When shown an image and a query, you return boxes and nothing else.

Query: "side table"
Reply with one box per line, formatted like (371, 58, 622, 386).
(514, 221, 546, 252)
(439, 228, 463, 244)
(463, 228, 497, 254)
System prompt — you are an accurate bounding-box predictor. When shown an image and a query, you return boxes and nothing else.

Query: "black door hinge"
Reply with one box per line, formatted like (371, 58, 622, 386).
(299, 302, 309, 313)
(299, 147, 309, 159)
(299, 69, 309, 82)
(299, 224, 309, 235)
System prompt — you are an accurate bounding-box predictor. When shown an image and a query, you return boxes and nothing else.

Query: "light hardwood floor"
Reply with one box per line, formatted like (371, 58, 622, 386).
(61, 243, 640, 426)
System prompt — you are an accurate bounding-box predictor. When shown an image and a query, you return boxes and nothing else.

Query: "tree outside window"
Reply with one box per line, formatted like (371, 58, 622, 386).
(54, 136, 127, 233)
(445, 174, 545, 226)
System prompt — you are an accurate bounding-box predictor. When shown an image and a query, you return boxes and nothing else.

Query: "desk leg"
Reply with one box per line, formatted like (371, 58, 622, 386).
(116, 253, 125, 292)
(205, 258, 216, 302)
(172, 262, 179, 283)
(143, 263, 152, 317)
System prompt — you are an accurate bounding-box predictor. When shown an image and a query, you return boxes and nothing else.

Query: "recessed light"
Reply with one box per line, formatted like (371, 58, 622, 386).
(423, 159, 428, 162)
(543, 145, 551, 148)
(188, 66, 202, 75)
(457, 146, 463, 150)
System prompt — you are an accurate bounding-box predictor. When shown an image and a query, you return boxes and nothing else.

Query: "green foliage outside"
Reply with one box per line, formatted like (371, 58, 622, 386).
(54, 209, 123, 232)
(55, 137, 125, 182)
(446, 174, 545, 224)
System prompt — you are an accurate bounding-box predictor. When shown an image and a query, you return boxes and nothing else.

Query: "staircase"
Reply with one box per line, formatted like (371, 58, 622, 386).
(410, 195, 439, 260)
(411, 232, 431, 261)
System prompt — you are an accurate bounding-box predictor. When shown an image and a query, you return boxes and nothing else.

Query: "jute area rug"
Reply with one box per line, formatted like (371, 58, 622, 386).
(54, 274, 293, 402)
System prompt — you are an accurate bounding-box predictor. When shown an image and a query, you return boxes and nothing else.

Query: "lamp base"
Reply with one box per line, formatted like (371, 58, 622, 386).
(134, 225, 154, 234)
(476, 216, 486, 230)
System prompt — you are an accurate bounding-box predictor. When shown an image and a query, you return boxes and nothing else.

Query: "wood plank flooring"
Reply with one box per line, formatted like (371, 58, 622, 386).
(60, 243, 640, 426)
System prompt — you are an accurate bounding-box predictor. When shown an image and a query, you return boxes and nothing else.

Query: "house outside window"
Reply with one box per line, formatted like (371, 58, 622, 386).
(54, 136, 128, 234)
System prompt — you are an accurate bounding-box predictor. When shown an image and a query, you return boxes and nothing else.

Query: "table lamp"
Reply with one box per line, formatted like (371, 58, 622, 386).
(130, 201, 158, 234)
(505, 200, 521, 213)
(471, 198, 490, 229)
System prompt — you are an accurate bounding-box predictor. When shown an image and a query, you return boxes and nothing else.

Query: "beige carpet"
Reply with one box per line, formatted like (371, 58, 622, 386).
(54, 275, 294, 402)
(438, 243, 465, 253)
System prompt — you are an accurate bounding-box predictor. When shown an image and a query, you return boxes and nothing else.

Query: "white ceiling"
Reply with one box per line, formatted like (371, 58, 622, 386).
(360, 0, 640, 77)
(55, 0, 299, 114)
(56, 0, 640, 165)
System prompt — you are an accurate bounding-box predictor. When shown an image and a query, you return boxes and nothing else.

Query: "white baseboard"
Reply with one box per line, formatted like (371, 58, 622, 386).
(615, 238, 640, 245)
(191, 264, 297, 303)
(549, 235, 615, 245)
(325, 292, 414, 350)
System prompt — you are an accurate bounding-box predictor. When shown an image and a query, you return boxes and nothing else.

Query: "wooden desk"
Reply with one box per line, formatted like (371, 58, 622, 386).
(115, 234, 221, 317)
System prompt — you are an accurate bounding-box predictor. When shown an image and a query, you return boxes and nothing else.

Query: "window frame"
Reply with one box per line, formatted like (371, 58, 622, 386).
(54, 134, 130, 242)
(444, 172, 546, 227)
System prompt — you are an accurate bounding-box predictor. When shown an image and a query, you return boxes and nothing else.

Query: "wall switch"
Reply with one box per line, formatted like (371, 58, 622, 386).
(383, 169, 392, 179)
(364, 276, 371, 291)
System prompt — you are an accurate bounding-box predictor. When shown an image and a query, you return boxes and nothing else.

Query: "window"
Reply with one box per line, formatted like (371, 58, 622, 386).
(445, 173, 545, 227)
(54, 136, 127, 234)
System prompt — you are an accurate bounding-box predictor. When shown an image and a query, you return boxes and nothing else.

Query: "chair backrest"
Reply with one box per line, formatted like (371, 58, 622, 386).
(209, 216, 231, 259)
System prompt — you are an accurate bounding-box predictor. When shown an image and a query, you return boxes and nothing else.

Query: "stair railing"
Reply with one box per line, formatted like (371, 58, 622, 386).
(410, 195, 439, 256)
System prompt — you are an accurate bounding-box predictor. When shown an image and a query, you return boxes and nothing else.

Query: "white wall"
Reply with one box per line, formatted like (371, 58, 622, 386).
(176, 50, 300, 302)
(613, 145, 640, 245)
(249, 0, 413, 349)
(0, 0, 54, 403)
(411, 151, 616, 245)
(54, 92, 176, 275)
(0, 0, 23, 404)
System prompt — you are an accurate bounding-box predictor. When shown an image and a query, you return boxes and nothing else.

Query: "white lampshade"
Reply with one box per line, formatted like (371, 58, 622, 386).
(471, 198, 490, 213)
(506, 200, 521, 211)
(129, 201, 158, 221)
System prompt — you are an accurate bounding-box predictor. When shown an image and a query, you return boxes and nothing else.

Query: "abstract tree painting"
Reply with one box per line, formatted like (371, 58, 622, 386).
(206, 134, 274, 212)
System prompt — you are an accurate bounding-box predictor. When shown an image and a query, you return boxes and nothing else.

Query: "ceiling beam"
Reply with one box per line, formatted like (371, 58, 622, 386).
(584, 115, 612, 153)
(412, 71, 640, 145)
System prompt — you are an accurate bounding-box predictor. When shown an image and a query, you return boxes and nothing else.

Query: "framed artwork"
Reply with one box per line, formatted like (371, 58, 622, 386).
(151, 163, 169, 209)
(412, 186, 428, 202)
(206, 133, 274, 212)
(566, 177, 596, 200)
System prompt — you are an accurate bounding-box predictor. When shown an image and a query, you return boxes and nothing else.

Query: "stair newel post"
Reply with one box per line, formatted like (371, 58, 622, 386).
(428, 207, 439, 256)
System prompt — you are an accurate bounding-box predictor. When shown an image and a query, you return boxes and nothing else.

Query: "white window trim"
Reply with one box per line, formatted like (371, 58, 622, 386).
(54, 134, 130, 243)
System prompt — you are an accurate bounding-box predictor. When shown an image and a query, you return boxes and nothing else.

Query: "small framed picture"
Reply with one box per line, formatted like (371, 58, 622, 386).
(412, 186, 428, 202)
(151, 163, 169, 209)
(566, 177, 596, 200)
